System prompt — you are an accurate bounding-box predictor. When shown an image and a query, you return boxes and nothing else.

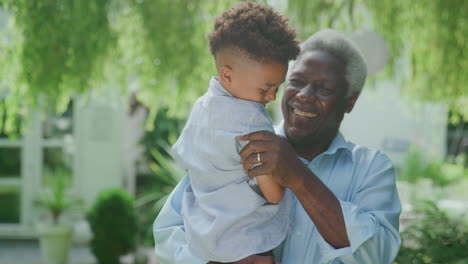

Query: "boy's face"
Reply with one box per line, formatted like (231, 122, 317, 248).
(221, 59, 288, 106)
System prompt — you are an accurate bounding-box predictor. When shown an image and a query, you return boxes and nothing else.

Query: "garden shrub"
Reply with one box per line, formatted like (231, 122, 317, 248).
(88, 189, 138, 264)
(400, 146, 466, 187)
(135, 107, 184, 245)
(395, 202, 468, 264)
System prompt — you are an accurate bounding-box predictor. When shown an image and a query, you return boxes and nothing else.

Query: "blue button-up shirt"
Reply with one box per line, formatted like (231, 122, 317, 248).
(154, 123, 401, 264)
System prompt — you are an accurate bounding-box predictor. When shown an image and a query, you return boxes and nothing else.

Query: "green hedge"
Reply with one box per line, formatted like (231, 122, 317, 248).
(88, 189, 138, 264)
(395, 202, 468, 264)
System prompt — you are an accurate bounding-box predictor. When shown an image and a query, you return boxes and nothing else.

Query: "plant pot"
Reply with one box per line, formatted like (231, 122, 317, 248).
(38, 224, 73, 264)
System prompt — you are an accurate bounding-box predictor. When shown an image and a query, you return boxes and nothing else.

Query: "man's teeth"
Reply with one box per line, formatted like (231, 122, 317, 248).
(293, 108, 317, 118)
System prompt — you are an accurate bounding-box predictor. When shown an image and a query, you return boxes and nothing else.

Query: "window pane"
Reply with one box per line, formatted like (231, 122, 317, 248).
(42, 101, 73, 140)
(0, 127, 22, 139)
(0, 98, 24, 139)
(43, 148, 72, 172)
(0, 148, 21, 179)
(0, 185, 21, 223)
(42, 148, 73, 185)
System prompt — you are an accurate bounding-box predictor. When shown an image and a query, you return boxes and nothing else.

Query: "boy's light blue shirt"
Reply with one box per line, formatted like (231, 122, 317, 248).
(170, 77, 292, 262)
(154, 119, 401, 264)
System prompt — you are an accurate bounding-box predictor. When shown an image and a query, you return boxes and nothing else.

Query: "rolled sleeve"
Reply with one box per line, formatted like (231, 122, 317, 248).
(318, 152, 401, 264)
(153, 176, 208, 264)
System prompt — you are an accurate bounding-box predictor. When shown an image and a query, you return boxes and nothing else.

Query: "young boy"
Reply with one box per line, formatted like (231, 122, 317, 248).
(171, 2, 300, 262)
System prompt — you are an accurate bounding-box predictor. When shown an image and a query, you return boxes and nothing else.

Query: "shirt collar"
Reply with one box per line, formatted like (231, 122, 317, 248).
(208, 77, 233, 97)
(322, 131, 352, 156)
(274, 120, 353, 158)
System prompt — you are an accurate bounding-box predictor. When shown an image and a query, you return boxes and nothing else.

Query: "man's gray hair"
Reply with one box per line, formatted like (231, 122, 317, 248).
(300, 29, 367, 96)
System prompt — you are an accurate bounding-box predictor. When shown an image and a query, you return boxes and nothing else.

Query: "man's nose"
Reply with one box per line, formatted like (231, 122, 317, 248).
(296, 84, 316, 102)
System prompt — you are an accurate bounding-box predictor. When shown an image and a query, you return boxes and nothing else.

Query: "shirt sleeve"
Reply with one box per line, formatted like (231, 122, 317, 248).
(318, 152, 401, 264)
(153, 176, 208, 264)
(235, 107, 275, 197)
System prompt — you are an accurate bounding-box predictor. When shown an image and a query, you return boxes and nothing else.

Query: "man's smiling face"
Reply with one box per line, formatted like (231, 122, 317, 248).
(282, 50, 357, 148)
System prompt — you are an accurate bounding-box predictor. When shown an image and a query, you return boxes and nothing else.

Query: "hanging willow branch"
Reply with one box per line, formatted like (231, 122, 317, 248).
(0, 0, 117, 134)
(0, 0, 240, 133)
(289, 0, 467, 117)
(0, 0, 466, 135)
(3, 0, 115, 106)
(118, 0, 236, 122)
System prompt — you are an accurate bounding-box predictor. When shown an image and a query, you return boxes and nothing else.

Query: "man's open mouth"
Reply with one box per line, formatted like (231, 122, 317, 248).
(293, 108, 318, 118)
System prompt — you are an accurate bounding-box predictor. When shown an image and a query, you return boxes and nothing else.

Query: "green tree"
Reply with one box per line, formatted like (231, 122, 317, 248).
(0, 0, 237, 133)
(0, 0, 466, 133)
(288, 0, 467, 118)
(0, 0, 116, 133)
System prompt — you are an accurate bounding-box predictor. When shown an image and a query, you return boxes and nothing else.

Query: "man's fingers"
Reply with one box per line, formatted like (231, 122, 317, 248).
(242, 151, 272, 174)
(237, 130, 275, 142)
(247, 162, 273, 178)
(239, 141, 274, 161)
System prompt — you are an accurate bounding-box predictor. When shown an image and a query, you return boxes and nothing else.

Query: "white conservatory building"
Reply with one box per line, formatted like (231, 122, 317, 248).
(0, 93, 145, 238)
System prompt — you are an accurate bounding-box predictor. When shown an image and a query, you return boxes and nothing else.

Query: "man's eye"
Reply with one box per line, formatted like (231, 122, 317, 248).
(319, 87, 334, 95)
(289, 79, 305, 87)
(259, 89, 267, 94)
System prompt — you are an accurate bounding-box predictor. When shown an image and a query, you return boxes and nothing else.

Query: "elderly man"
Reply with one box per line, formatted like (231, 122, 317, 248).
(153, 29, 401, 264)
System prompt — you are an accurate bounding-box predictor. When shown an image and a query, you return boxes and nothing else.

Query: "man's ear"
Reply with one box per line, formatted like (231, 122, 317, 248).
(219, 65, 233, 87)
(345, 92, 360, 113)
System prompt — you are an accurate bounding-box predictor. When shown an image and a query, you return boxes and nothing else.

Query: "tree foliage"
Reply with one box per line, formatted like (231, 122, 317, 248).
(112, 0, 236, 122)
(289, 0, 467, 117)
(395, 201, 468, 264)
(2, 0, 114, 103)
(0, 0, 116, 133)
(0, 0, 240, 133)
(0, 0, 466, 134)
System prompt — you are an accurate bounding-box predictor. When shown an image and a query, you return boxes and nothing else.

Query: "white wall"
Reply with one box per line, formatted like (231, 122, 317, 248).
(74, 93, 127, 206)
(340, 80, 447, 167)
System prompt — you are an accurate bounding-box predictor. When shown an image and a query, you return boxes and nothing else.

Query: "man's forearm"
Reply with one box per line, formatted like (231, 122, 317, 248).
(292, 169, 350, 248)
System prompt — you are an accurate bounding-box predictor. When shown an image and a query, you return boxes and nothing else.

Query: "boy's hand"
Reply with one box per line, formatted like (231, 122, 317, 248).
(237, 131, 308, 192)
(208, 254, 281, 264)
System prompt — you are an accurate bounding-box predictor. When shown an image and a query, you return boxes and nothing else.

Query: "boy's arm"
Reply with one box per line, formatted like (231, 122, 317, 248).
(153, 176, 208, 264)
(256, 175, 285, 204)
(237, 124, 284, 204)
(238, 140, 284, 204)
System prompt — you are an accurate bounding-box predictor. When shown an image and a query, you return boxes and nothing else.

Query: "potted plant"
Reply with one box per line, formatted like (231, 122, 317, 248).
(35, 167, 82, 264)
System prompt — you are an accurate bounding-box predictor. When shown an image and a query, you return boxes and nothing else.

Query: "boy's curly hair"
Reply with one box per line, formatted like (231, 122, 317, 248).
(208, 1, 300, 64)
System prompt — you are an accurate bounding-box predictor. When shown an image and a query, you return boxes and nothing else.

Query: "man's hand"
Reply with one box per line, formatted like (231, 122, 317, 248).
(239, 132, 351, 249)
(237, 131, 310, 192)
(208, 254, 280, 264)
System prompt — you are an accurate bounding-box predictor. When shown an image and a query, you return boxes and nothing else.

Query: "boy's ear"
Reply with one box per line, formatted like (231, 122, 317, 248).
(219, 65, 233, 87)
